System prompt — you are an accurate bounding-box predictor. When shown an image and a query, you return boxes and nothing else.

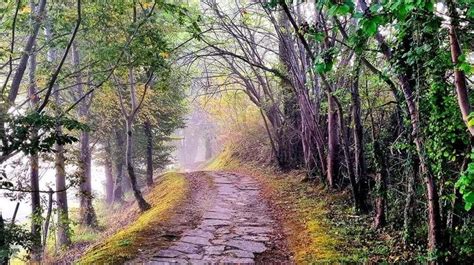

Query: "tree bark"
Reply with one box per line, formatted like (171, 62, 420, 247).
(368, 98, 387, 229)
(42, 188, 53, 254)
(0, 213, 9, 264)
(120, 65, 151, 211)
(104, 141, 114, 204)
(78, 129, 97, 226)
(204, 134, 213, 161)
(30, 153, 42, 262)
(45, 13, 70, 248)
(55, 140, 70, 247)
(72, 43, 97, 227)
(403, 151, 417, 244)
(446, 0, 474, 137)
(27, 14, 42, 259)
(327, 92, 338, 188)
(126, 119, 151, 211)
(351, 64, 369, 213)
(144, 119, 153, 187)
(7, 0, 46, 105)
(334, 97, 360, 212)
(113, 130, 125, 203)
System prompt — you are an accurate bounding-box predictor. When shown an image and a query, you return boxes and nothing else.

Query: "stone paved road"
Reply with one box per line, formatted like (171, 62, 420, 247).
(147, 172, 279, 264)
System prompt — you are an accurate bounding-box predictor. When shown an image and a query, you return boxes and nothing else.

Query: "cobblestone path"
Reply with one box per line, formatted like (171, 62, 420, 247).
(147, 171, 279, 264)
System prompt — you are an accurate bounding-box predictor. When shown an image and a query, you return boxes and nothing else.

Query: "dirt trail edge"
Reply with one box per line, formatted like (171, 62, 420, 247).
(146, 171, 290, 264)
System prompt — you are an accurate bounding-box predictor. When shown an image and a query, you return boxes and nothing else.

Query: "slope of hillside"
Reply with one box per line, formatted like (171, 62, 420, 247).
(77, 172, 189, 264)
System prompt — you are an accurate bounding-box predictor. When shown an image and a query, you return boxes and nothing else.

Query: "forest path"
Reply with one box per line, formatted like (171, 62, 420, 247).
(146, 171, 289, 264)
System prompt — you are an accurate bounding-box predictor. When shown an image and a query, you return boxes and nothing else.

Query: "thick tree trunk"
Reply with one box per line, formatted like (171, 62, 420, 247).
(373, 169, 387, 229)
(144, 120, 153, 187)
(126, 119, 151, 211)
(327, 92, 338, 187)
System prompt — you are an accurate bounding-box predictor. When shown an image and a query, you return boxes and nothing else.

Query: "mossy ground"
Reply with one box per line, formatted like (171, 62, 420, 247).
(77, 172, 187, 264)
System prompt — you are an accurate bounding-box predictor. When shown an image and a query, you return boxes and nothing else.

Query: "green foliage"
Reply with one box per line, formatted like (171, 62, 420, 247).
(457, 54, 474, 74)
(360, 15, 385, 36)
(314, 48, 336, 74)
(2, 112, 88, 156)
(327, 0, 354, 16)
(0, 220, 35, 261)
(456, 150, 474, 211)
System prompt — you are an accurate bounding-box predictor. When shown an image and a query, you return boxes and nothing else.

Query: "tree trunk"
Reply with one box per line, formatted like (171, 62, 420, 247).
(373, 169, 387, 229)
(46, 13, 70, 248)
(400, 76, 442, 253)
(446, 0, 474, 137)
(72, 43, 97, 227)
(357, 0, 443, 252)
(204, 134, 213, 160)
(78, 130, 97, 226)
(125, 119, 151, 211)
(104, 141, 114, 204)
(403, 152, 417, 244)
(55, 141, 70, 247)
(0, 213, 9, 264)
(30, 153, 42, 262)
(369, 105, 387, 229)
(327, 92, 338, 187)
(334, 97, 361, 212)
(351, 65, 369, 213)
(144, 119, 153, 187)
(42, 188, 53, 254)
(113, 130, 125, 203)
(27, 17, 42, 260)
(7, 0, 46, 104)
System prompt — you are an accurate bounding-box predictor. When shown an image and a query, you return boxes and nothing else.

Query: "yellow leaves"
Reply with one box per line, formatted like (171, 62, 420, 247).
(142, 1, 154, 9)
(159, 51, 169, 59)
(20, 5, 31, 15)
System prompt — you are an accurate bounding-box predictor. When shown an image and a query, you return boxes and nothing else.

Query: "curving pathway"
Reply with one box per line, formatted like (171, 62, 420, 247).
(147, 171, 281, 264)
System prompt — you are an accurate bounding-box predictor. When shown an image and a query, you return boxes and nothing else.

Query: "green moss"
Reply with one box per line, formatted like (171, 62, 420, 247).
(265, 174, 342, 262)
(77, 172, 187, 264)
(206, 146, 240, 170)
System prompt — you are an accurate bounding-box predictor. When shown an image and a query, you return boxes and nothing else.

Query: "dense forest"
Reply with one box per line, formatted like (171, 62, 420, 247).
(0, 0, 473, 264)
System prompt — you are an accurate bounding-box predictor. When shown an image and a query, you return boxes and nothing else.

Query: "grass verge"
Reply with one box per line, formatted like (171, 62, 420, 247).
(77, 172, 187, 264)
